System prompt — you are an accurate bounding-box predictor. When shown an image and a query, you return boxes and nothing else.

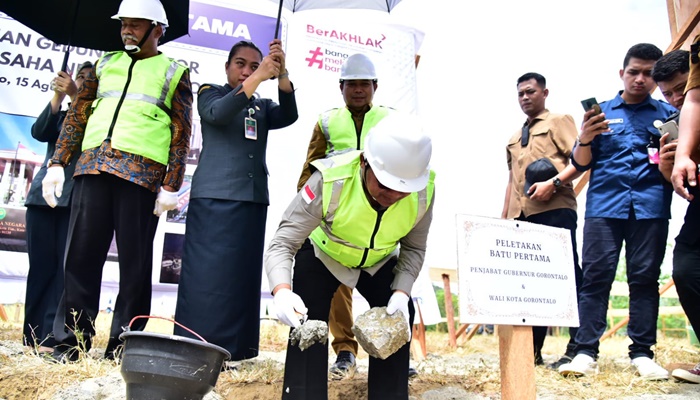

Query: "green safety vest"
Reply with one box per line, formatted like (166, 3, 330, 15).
(318, 106, 391, 155)
(82, 51, 187, 165)
(309, 151, 435, 268)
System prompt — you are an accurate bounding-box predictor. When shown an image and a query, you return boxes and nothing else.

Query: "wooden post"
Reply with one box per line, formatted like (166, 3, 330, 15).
(442, 273, 457, 348)
(499, 325, 536, 400)
(13, 303, 21, 322)
(411, 300, 427, 359)
(0, 305, 8, 322)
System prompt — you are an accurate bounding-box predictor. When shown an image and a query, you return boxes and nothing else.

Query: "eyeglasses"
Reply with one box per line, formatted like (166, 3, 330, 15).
(364, 162, 395, 192)
(521, 123, 530, 147)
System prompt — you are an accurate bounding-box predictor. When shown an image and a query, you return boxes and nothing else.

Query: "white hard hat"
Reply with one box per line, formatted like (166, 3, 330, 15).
(112, 0, 169, 27)
(364, 114, 432, 193)
(340, 54, 377, 81)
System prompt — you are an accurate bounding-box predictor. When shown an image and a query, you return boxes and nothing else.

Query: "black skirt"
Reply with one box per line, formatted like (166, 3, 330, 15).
(174, 198, 267, 360)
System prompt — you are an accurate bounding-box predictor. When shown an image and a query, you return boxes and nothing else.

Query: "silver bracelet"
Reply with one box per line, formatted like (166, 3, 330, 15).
(278, 70, 289, 79)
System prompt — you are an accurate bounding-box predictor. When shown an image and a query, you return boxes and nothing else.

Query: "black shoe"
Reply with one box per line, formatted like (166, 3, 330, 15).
(329, 351, 356, 380)
(104, 346, 123, 361)
(547, 355, 573, 370)
(221, 361, 239, 372)
(535, 351, 544, 366)
(408, 366, 418, 378)
(51, 347, 80, 363)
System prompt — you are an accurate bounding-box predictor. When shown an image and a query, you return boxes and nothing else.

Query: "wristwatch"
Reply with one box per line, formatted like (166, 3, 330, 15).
(552, 177, 562, 188)
(47, 159, 64, 168)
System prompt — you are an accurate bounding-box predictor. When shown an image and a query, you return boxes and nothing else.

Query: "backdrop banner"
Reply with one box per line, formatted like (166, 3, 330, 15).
(0, 1, 437, 323)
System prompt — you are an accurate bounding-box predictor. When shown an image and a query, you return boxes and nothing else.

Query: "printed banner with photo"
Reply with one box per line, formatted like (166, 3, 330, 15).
(0, 206, 27, 252)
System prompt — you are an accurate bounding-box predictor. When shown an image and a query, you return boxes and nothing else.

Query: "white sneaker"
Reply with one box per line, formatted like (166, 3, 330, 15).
(558, 354, 598, 377)
(631, 356, 669, 381)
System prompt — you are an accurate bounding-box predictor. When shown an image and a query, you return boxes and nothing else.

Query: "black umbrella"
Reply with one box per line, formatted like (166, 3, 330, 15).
(0, 0, 189, 71)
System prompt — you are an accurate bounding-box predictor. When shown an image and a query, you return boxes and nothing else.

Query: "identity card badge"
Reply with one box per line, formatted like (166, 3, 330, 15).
(245, 108, 257, 140)
(647, 147, 660, 164)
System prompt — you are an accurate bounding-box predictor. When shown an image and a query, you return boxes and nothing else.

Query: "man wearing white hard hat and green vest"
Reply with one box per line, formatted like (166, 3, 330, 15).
(296, 53, 397, 379)
(268, 113, 436, 399)
(43, 0, 192, 361)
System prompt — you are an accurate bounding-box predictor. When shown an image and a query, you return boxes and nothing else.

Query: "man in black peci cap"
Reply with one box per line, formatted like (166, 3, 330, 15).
(501, 72, 583, 368)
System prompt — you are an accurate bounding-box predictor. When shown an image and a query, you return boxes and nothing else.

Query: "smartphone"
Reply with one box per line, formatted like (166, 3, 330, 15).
(581, 97, 602, 116)
(657, 120, 679, 142)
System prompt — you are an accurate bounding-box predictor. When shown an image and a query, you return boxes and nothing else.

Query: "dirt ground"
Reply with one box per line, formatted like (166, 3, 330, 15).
(215, 377, 476, 400)
(1, 306, 700, 399)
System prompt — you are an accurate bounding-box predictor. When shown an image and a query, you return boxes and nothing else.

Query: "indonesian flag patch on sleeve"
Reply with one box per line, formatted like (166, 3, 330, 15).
(301, 184, 316, 204)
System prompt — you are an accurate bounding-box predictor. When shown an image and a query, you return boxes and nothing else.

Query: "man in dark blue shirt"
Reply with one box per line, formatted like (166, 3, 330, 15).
(559, 43, 675, 380)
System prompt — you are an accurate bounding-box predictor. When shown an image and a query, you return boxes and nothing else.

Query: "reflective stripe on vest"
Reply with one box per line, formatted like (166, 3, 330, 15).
(318, 106, 391, 155)
(309, 152, 435, 268)
(82, 51, 187, 165)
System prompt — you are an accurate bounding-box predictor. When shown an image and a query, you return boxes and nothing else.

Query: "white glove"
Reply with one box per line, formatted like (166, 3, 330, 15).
(153, 188, 179, 216)
(273, 288, 308, 328)
(386, 291, 411, 341)
(42, 166, 65, 208)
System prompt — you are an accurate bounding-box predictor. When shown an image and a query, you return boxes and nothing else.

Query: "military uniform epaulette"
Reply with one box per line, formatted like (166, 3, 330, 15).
(197, 84, 217, 96)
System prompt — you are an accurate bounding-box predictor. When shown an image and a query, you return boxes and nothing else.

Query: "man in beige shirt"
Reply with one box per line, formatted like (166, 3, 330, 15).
(502, 72, 582, 369)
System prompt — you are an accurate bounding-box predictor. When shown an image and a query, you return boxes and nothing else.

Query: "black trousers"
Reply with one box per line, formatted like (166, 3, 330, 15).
(575, 216, 668, 359)
(282, 240, 415, 400)
(517, 208, 582, 357)
(673, 242, 700, 338)
(53, 174, 158, 358)
(23, 205, 70, 348)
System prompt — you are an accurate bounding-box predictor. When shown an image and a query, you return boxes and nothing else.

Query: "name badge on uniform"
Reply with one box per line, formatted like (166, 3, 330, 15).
(647, 147, 660, 164)
(245, 108, 257, 140)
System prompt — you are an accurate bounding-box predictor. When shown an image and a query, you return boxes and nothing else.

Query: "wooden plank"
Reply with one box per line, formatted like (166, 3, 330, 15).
(608, 305, 686, 318)
(442, 274, 457, 348)
(412, 300, 427, 360)
(499, 325, 536, 400)
(666, 1, 700, 51)
(455, 323, 469, 340)
(667, 0, 678, 37)
(573, 171, 590, 197)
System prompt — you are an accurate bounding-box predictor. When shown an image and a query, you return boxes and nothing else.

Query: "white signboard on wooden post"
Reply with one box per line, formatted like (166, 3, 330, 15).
(456, 214, 578, 327)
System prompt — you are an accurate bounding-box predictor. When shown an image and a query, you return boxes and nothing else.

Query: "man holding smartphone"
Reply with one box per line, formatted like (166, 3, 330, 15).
(657, 46, 700, 383)
(502, 72, 583, 369)
(652, 49, 689, 181)
(560, 43, 676, 380)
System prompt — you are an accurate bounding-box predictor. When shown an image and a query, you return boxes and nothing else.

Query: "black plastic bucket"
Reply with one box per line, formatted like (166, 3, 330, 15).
(119, 331, 231, 400)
